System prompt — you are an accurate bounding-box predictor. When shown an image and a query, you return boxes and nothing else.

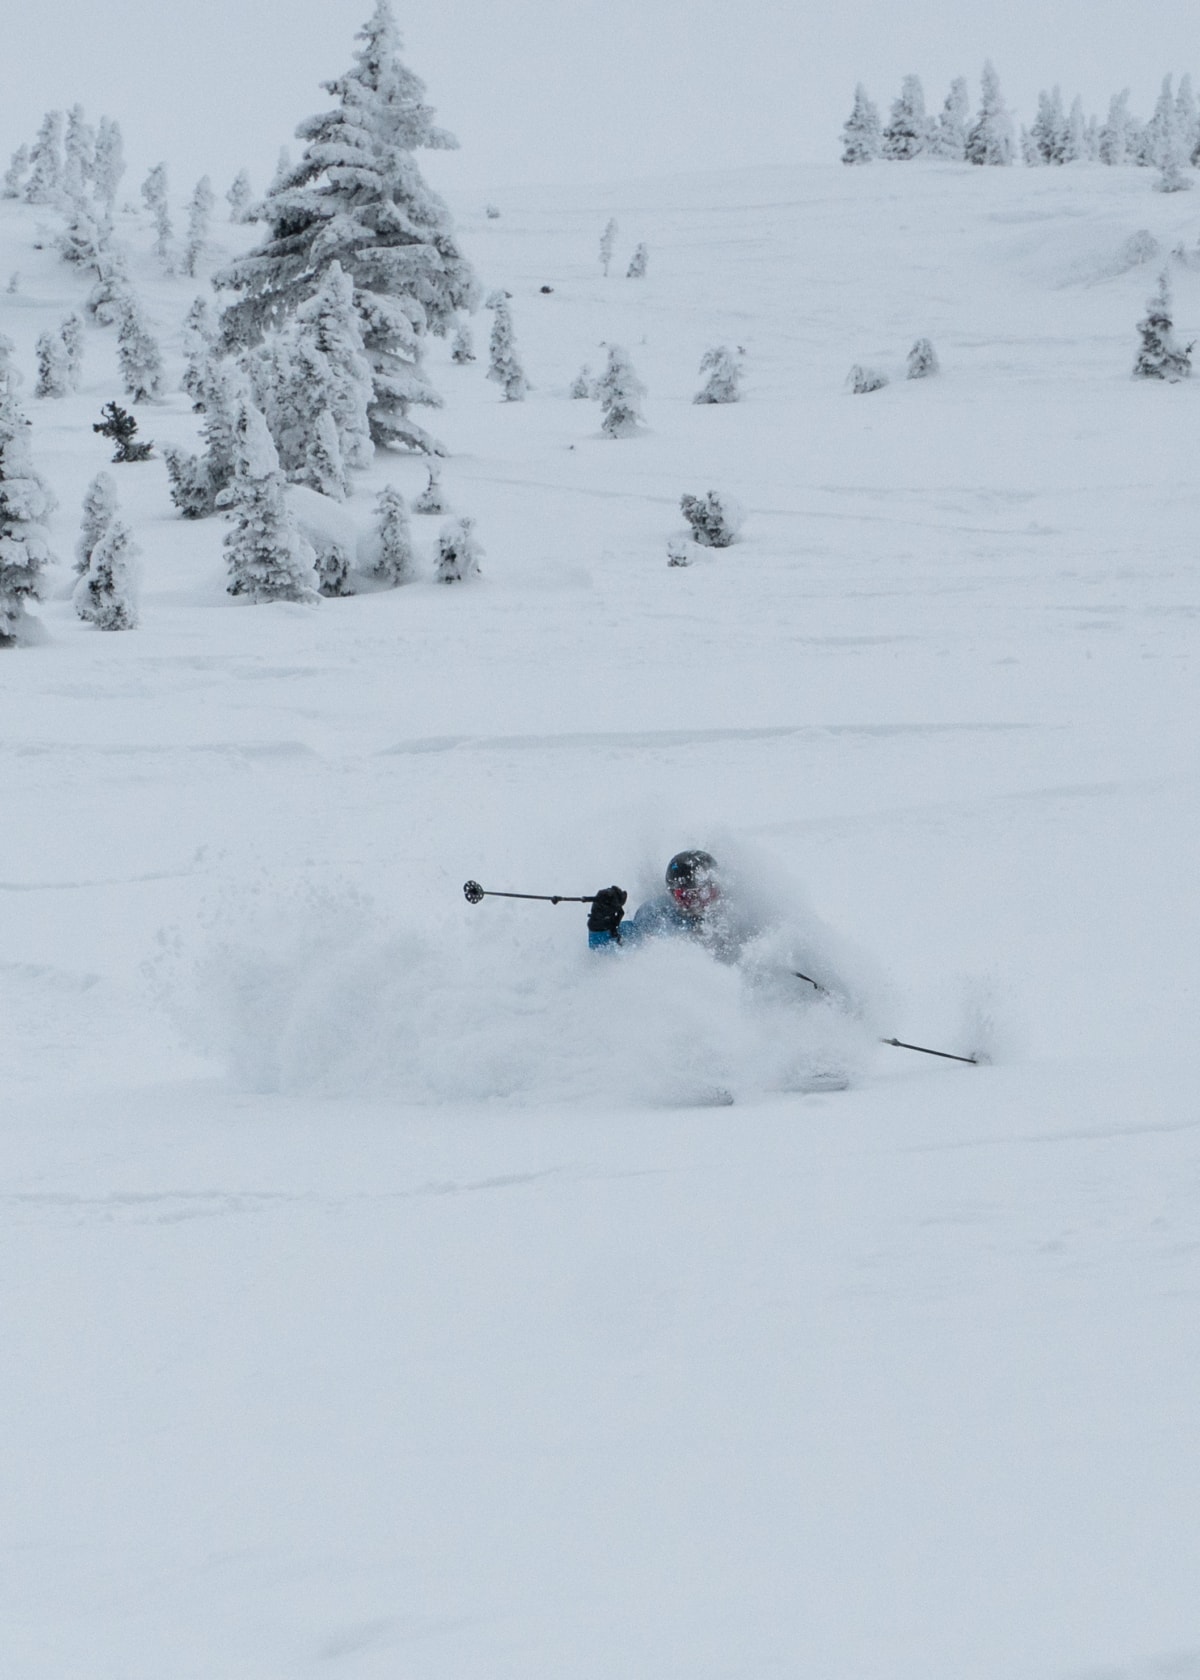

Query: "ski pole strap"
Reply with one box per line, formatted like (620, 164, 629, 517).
(463, 880, 596, 906)
(880, 1036, 978, 1065)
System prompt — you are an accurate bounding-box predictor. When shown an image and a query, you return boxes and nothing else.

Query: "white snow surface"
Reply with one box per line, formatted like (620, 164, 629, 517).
(3, 161, 1200, 1678)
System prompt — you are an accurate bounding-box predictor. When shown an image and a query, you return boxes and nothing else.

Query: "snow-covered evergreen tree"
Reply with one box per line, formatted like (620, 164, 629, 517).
(182, 176, 215, 278)
(966, 62, 1015, 166)
(1177, 75, 1199, 162)
(181, 296, 220, 408)
(92, 118, 125, 211)
(1032, 87, 1067, 163)
(164, 359, 241, 516)
(57, 193, 109, 271)
(1099, 90, 1132, 165)
(0, 384, 54, 644)
(883, 75, 929, 159)
(450, 320, 475, 363)
(907, 338, 939, 378)
(93, 401, 153, 462)
(626, 242, 649, 278)
(596, 345, 645, 436)
(569, 363, 593, 398)
(34, 329, 70, 398)
(2, 145, 29, 199)
(61, 313, 84, 391)
(680, 491, 743, 548)
(23, 112, 63, 204)
(0, 333, 19, 392)
(1143, 77, 1174, 168)
(1133, 269, 1192, 379)
(434, 514, 481, 582)
(487, 294, 528, 400)
(141, 163, 174, 272)
(1156, 98, 1193, 192)
(74, 515, 138, 630)
(848, 364, 889, 393)
(370, 483, 414, 583)
(216, 0, 478, 456)
(75, 471, 118, 575)
(694, 344, 743, 404)
(292, 261, 374, 469)
(116, 296, 165, 402)
(302, 408, 349, 500)
(62, 105, 95, 200)
(929, 78, 969, 160)
(412, 460, 445, 512)
(599, 218, 618, 275)
(226, 169, 254, 222)
(1062, 96, 1088, 163)
(841, 85, 882, 164)
(221, 399, 319, 601)
(86, 248, 130, 326)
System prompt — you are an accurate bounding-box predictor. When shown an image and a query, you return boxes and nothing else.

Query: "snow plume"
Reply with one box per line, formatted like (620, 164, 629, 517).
(168, 848, 884, 1106)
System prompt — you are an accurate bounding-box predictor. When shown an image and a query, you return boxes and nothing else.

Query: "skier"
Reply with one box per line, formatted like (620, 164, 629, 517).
(586, 850, 754, 962)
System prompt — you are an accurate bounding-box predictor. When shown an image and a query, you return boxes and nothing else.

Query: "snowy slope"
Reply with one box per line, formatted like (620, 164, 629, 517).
(2, 160, 1200, 1678)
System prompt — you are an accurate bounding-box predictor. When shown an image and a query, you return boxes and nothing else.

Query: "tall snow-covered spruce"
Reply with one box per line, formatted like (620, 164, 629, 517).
(0, 379, 55, 644)
(221, 399, 319, 602)
(966, 63, 1015, 166)
(215, 0, 478, 456)
(841, 86, 882, 164)
(595, 345, 645, 437)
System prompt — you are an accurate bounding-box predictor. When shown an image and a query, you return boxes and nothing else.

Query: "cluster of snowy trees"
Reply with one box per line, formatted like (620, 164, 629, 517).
(844, 69, 1200, 188)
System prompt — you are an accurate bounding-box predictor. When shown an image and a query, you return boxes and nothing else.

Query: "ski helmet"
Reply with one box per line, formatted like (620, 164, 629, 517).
(665, 850, 720, 912)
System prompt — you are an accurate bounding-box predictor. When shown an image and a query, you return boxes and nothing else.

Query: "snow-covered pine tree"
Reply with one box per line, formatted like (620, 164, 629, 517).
(694, 344, 743, 403)
(221, 399, 319, 601)
(216, 0, 478, 456)
(841, 85, 882, 163)
(302, 408, 349, 500)
(116, 296, 165, 402)
(1031, 87, 1067, 163)
(626, 242, 649, 278)
(882, 75, 929, 160)
(907, 338, 939, 378)
(680, 491, 743, 547)
(23, 112, 63, 204)
(1156, 99, 1193, 192)
(487, 294, 528, 400)
(57, 193, 110, 271)
(75, 471, 118, 574)
(181, 296, 220, 408)
(928, 78, 969, 160)
(61, 313, 84, 391)
(62, 105, 95, 200)
(86, 248, 130, 326)
(412, 460, 445, 512)
(93, 401, 153, 462)
(2, 145, 30, 199)
(434, 514, 481, 582)
(34, 329, 70, 398)
(1133, 269, 1192, 379)
(599, 218, 618, 275)
(370, 483, 414, 583)
(1177, 75, 1199, 163)
(1143, 77, 1174, 168)
(292, 261, 374, 469)
(848, 364, 888, 393)
(1099, 90, 1132, 165)
(1062, 97, 1088, 164)
(74, 515, 138, 630)
(182, 176, 215, 278)
(450, 320, 475, 362)
(0, 333, 19, 392)
(0, 383, 55, 644)
(226, 169, 254, 222)
(596, 344, 645, 436)
(92, 118, 125, 211)
(966, 62, 1015, 166)
(141, 163, 174, 272)
(164, 358, 240, 515)
(569, 364, 593, 398)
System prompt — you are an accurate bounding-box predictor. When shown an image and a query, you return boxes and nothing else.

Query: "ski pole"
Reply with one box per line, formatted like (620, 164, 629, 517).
(880, 1036, 979, 1065)
(464, 880, 596, 906)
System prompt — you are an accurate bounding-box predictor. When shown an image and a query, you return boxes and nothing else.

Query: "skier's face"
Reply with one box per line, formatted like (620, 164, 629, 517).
(669, 880, 720, 918)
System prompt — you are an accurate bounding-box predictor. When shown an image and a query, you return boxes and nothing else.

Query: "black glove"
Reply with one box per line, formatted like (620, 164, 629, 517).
(587, 886, 627, 936)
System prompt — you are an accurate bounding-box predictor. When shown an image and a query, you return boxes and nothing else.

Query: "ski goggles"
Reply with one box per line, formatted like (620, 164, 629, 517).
(669, 881, 720, 912)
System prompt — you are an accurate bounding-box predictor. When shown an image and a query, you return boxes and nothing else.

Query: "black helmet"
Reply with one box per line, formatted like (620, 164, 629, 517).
(665, 850, 721, 914)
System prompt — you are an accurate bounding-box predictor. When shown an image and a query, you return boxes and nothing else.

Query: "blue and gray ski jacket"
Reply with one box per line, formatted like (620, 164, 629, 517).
(587, 892, 698, 951)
